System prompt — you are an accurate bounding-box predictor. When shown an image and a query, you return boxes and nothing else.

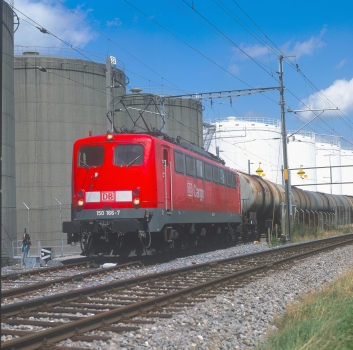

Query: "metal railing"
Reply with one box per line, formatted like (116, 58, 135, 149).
(14, 45, 125, 70)
(12, 239, 81, 260)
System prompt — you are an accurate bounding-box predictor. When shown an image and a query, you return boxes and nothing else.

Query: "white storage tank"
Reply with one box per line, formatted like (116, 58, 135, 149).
(315, 136, 342, 195)
(208, 116, 283, 184)
(287, 131, 317, 191)
(341, 147, 353, 195)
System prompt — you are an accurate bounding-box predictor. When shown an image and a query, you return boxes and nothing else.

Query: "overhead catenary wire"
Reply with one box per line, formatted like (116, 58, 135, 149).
(12, 10, 206, 140)
(14, 1, 353, 148)
(224, 1, 353, 144)
(63, 0, 351, 146)
(15, 4, 189, 99)
(13, 2, 272, 143)
(53, 0, 191, 97)
(180, 0, 352, 145)
(181, 0, 275, 77)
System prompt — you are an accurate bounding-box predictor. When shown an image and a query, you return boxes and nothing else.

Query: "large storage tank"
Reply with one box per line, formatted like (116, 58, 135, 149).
(1, 0, 17, 266)
(14, 48, 126, 247)
(114, 91, 203, 147)
(208, 117, 283, 184)
(315, 136, 342, 195)
(287, 131, 317, 191)
(341, 147, 353, 195)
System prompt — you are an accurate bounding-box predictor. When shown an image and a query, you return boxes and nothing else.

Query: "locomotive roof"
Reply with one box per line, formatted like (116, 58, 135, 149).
(75, 132, 225, 165)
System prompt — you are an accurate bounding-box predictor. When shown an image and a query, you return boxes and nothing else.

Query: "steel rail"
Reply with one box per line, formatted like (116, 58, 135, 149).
(2, 235, 353, 349)
(1, 260, 99, 281)
(1, 261, 140, 299)
(2, 234, 352, 313)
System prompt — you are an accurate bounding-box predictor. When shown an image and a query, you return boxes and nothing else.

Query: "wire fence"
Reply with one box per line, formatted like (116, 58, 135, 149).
(12, 239, 81, 260)
(14, 204, 81, 259)
(17, 204, 68, 237)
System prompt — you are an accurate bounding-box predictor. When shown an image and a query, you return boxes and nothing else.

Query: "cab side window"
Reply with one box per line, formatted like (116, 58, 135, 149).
(219, 168, 225, 185)
(226, 171, 232, 187)
(204, 163, 212, 181)
(232, 173, 237, 188)
(174, 151, 185, 174)
(163, 149, 169, 166)
(213, 166, 219, 183)
(186, 155, 196, 176)
(196, 159, 203, 179)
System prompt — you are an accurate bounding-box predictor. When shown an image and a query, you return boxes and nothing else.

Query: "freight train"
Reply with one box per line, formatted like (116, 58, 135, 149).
(63, 131, 353, 256)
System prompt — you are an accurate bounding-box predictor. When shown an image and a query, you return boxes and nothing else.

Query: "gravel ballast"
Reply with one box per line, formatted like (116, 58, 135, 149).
(60, 244, 353, 349)
(2, 241, 353, 349)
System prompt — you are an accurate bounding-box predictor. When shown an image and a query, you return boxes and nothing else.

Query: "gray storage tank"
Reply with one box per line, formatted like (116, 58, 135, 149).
(114, 90, 203, 147)
(14, 48, 126, 247)
(1, 0, 17, 266)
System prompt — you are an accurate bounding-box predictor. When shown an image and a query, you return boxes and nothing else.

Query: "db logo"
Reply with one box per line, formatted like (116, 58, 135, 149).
(101, 191, 115, 202)
(187, 182, 193, 197)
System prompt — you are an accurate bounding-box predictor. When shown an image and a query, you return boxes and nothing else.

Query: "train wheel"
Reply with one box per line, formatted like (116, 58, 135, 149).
(135, 236, 145, 256)
(86, 246, 94, 257)
(115, 232, 133, 257)
(84, 235, 94, 256)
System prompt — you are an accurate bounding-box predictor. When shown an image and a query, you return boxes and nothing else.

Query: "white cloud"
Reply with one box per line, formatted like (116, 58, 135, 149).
(285, 36, 325, 59)
(232, 28, 326, 62)
(107, 18, 122, 27)
(235, 44, 270, 59)
(300, 78, 353, 118)
(283, 28, 326, 59)
(14, 0, 96, 48)
(335, 59, 347, 69)
(228, 63, 241, 75)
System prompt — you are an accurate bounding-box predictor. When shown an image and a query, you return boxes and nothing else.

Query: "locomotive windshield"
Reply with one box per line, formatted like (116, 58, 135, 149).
(114, 144, 144, 166)
(78, 146, 104, 167)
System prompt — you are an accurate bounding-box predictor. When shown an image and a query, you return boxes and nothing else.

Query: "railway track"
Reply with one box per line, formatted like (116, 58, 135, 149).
(1, 258, 102, 282)
(2, 234, 353, 350)
(1, 260, 141, 301)
(1, 240, 242, 302)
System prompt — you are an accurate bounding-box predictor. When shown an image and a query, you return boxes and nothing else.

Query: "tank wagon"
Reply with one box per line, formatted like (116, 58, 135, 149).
(63, 132, 353, 256)
(239, 172, 353, 238)
(63, 132, 242, 256)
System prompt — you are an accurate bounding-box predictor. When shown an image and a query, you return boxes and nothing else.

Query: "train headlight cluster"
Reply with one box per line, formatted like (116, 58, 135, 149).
(133, 187, 141, 208)
(76, 189, 85, 207)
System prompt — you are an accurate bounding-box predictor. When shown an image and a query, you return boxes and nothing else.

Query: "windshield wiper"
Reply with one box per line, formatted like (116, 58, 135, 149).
(127, 155, 140, 167)
(79, 159, 90, 169)
(79, 159, 96, 170)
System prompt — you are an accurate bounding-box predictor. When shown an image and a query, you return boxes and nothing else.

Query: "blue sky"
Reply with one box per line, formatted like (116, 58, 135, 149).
(13, 0, 353, 147)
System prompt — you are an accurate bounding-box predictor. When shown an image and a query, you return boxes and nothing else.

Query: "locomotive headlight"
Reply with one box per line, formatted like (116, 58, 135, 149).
(106, 132, 114, 141)
(77, 199, 84, 206)
(133, 198, 140, 208)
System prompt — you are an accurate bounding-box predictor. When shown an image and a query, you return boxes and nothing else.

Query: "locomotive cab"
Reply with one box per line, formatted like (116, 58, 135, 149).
(63, 134, 157, 256)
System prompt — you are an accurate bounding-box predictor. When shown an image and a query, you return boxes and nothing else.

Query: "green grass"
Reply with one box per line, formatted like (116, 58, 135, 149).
(292, 225, 352, 242)
(257, 268, 353, 350)
(267, 224, 352, 248)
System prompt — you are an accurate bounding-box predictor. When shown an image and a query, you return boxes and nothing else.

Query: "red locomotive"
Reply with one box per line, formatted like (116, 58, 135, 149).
(63, 132, 242, 256)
